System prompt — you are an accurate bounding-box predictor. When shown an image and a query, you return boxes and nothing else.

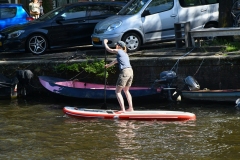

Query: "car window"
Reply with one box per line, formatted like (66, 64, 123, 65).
(118, 0, 148, 15)
(89, 5, 123, 16)
(0, 7, 17, 19)
(205, 0, 218, 4)
(62, 6, 87, 20)
(146, 0, 174, 14)
(89, 5, 114, 16)
(39, 6, 65, 20)
(109, 5, 124, 13)
(179, 0, 203, 7)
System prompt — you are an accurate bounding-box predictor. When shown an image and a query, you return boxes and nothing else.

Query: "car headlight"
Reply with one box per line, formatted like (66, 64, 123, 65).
(107, 21, 122, 32)
(8, 30, 25, 39)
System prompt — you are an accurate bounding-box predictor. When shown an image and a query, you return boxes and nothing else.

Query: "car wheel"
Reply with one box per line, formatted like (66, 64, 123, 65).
(122, 33, 141, 53)
(27, 34, 47, 55)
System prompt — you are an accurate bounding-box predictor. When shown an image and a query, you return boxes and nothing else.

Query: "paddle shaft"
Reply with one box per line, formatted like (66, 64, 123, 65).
(103, 49, 107, 109)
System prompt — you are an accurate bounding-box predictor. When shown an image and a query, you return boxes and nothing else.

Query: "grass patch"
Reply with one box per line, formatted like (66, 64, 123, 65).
(204, 39, 240, 52)
(226, 44, 239, 52)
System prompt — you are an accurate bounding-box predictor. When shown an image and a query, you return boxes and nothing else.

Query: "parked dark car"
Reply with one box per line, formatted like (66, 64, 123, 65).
(0, 3, 34, 31)
(0, 1, 126, 55)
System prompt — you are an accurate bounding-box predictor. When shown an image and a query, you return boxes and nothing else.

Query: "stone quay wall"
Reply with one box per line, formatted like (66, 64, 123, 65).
(1, 53, 240, 96)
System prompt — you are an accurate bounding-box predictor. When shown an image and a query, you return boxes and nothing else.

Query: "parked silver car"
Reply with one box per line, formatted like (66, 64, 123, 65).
(91, 0, 219, 52)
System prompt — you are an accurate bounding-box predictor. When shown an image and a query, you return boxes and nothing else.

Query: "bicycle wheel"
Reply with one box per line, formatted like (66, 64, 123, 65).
(231, 0, 240, 17)
(232, 1, 240, 27)
(235, 13, 240, 27)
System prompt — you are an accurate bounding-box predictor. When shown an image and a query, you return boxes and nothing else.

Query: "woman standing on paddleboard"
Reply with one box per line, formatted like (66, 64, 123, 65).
(103, 39, 134, 112)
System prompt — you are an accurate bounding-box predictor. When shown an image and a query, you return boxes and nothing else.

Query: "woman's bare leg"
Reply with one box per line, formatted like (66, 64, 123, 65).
(115, 86, 125, 112)
(123, 86, 134, 111)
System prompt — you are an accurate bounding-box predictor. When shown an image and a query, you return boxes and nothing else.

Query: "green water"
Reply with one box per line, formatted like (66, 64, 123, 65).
(0, 99, 239, 160)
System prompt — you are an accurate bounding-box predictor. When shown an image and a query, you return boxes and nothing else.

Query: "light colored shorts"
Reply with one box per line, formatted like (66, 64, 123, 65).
(116, 68, 133, 87)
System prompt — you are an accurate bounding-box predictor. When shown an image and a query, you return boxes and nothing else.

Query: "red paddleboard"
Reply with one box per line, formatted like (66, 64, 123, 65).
(63, 107, 196, 121)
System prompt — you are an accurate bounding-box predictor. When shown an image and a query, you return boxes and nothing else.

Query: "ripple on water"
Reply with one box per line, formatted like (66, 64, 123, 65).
(0, 100, 240, 159)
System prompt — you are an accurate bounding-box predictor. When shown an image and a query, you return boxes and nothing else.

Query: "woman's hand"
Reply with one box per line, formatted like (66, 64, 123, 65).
(105, 59, 117, 68)
(104, 39, 108, 44)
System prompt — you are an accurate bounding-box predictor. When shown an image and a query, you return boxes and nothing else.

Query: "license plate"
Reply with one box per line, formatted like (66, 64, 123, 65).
(0, 41, 2, 46)
(92, 37, 100, 42)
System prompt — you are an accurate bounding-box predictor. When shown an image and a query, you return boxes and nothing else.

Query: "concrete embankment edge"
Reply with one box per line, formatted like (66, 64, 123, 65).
(1, 50, 240, 98)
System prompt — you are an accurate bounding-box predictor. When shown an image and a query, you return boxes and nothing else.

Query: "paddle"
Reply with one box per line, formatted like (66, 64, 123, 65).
(101, 49, 107, 109)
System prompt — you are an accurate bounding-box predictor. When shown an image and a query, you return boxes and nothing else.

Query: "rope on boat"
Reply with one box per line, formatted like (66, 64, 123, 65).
(170, 47, 195, 73)
(193, 59, 205, 76)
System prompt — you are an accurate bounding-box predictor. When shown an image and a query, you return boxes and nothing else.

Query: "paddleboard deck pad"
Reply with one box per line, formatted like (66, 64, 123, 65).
(63, 106, 196, 121)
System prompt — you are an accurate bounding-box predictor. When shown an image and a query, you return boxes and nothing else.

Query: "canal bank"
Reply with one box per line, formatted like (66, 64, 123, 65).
(1, 42, 240, 97)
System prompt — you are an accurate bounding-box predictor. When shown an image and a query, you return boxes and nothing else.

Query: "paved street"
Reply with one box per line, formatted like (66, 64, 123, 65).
(0, 41, 233, 63)
(0, 42, 177, 61)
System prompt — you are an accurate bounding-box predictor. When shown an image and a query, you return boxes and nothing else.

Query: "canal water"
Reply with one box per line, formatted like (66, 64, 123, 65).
(0, 98, 240, 159)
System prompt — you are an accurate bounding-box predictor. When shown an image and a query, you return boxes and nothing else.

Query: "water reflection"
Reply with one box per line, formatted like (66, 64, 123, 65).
(115, 120, 139, 149)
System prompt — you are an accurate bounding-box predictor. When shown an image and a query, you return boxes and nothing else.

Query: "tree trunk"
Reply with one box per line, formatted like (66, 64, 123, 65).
(218, 0, 234, 41)
(219, 0, 233, 27)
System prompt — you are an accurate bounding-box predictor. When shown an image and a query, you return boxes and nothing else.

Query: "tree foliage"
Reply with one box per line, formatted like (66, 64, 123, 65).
(55, 58, 116, 80)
